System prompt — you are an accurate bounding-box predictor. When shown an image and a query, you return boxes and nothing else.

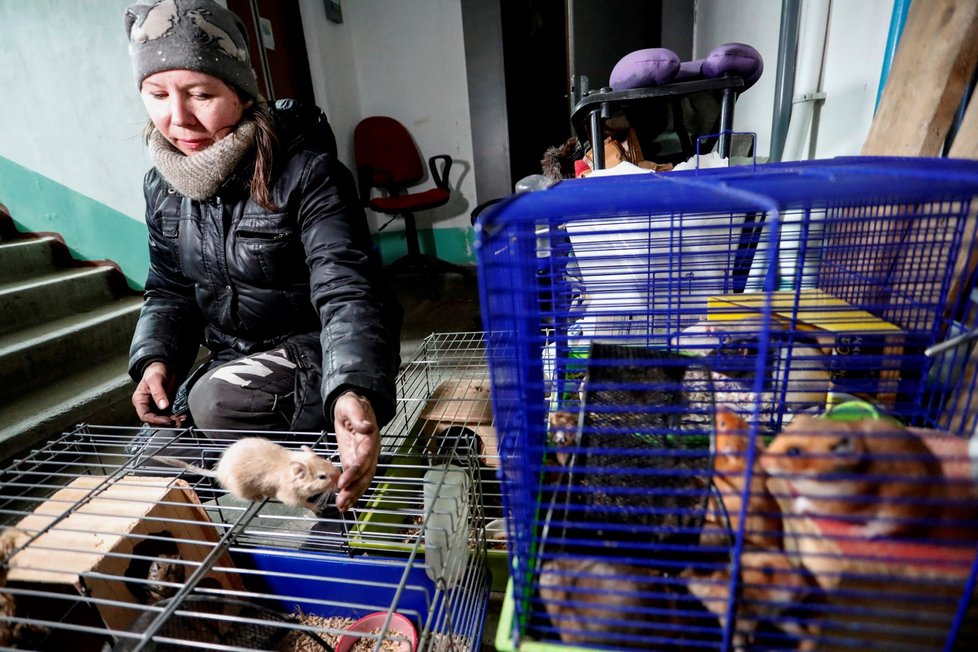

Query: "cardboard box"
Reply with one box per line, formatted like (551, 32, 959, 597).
(706, 289, 903, 333)
(7, 476, 243, 640)
(707, 288, 907, 405)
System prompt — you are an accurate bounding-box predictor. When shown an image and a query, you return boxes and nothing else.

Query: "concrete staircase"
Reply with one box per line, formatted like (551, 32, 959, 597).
(0, 206, 143, 460)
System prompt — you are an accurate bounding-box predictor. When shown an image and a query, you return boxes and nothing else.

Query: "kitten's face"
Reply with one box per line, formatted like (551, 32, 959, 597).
(145, 553, 185, 603)
(147, 554, 183, 582)
(714, 409, 753, 474)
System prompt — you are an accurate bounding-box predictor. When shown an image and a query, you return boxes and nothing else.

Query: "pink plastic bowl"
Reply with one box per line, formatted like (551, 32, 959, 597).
(335, 612, 418, 652)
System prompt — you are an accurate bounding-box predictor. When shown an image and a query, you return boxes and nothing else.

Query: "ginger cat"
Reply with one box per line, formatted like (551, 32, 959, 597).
(760, 413, 945, 538)
(704, 407, 783, 549)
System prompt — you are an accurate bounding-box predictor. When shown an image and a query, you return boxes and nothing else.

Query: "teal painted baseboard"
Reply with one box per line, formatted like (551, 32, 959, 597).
(0, 155, 149, 290)
(372, 224, 477, 267)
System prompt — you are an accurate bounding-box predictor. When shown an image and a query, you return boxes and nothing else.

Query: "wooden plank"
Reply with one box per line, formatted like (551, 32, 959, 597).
(859, 1, 978, 367)
(949, 89, 978, 158)
(862, 0, 978, 156)
(419, 377, 493, 425)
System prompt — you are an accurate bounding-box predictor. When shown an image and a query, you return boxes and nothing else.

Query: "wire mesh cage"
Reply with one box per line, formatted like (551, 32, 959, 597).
(352, 333, 507, 593)
(475, 157, 978, 651)
(0, 338, 497, 652)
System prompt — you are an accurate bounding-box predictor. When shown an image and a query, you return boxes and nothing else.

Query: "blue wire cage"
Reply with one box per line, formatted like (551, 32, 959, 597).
(476, 158, 978, 651)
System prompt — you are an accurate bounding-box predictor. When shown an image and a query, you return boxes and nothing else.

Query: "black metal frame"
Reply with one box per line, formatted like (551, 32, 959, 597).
(571, 76, 746, 169)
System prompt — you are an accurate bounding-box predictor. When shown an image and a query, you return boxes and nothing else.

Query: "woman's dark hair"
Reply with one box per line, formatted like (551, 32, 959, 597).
(248, 101, 278, 211)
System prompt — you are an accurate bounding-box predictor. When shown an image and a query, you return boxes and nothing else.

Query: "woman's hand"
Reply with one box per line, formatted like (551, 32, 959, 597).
(332, 390, 381, 511)
(132, 361, 184, 426)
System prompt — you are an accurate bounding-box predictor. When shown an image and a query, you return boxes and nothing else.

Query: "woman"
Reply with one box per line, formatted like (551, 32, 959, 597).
(124, 0, 401, 512)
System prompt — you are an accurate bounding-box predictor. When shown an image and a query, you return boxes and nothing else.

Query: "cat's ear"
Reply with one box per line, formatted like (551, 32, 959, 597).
(831, 437, 855, 455)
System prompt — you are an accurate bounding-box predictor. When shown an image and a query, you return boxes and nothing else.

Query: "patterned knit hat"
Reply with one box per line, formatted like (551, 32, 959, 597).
(124, 0, 260, 101)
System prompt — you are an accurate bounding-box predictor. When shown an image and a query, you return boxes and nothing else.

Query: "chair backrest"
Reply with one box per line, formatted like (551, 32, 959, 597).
(354, 116, 425, 189)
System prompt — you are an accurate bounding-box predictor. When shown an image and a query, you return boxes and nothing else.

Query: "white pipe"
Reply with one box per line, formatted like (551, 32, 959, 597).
(782, 0, 831, 161)
(775, 0, 831, 290)
(746, 0, 831, 292)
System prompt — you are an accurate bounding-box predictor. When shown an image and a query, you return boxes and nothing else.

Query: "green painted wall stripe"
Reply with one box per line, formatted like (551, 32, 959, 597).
(0, 155, 477, 291)
(0, 155, 149, 290)
(372, 224, 477, 266)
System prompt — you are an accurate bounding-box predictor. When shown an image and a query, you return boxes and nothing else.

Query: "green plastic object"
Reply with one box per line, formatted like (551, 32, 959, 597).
(495, 579, 598, 652)
(822, 399, 883, 422)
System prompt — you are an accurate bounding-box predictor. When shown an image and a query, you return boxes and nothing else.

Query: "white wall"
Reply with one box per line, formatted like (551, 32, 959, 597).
(0, 0, 149, 220)
(814, 0, 891, 159)
(0, 0, 893, 233)
(0, 0, 474, 233)
(349, 0, 476, 230)
(298, 0, 363, 170)
(300, 0, 476, 232)
(693, 0, 782, 157)
(693, 0, 891, 160)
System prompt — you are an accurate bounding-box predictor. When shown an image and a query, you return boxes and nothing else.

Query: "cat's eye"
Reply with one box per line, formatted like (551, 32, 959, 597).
(786, 446, 801, 456)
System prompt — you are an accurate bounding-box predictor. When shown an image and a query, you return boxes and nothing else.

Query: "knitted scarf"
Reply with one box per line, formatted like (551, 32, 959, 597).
(149, 120, 257, 200)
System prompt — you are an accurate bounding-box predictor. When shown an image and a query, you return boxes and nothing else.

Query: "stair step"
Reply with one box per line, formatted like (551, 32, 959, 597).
(0, 236, 62, 282)
(0, 352, 139, 460)
(0, 266, 128, 336)
(0, 296, 143, 403)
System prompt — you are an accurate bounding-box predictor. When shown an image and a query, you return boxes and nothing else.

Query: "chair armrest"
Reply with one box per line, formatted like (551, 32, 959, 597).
(428, 154, 453, 191)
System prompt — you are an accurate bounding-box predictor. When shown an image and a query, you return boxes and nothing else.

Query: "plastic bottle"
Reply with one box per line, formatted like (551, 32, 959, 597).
(423, 464, 470, 588)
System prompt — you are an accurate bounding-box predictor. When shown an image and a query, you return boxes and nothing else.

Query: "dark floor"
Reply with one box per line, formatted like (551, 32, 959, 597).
(391, 269, 484, 366)
(390, 268, 504, 651)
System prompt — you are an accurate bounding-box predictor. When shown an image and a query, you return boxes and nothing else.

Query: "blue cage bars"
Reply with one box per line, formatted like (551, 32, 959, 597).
(476, 158, 978, 651)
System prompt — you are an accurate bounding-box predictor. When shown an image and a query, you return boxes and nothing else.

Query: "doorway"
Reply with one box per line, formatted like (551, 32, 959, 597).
(568, 0, 664, 108)
(227, 0, 316, 105)
(500, 0, 571, 186)
(499, 0, 669, 186)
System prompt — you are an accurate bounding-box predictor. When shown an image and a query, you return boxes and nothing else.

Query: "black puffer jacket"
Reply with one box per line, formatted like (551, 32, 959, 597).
(128, 102, 401, 428)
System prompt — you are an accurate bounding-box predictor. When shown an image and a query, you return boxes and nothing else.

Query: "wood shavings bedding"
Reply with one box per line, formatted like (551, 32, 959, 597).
(277, 613, 353, 651)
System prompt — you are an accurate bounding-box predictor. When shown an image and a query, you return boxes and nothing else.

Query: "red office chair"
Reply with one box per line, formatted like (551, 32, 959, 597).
(354, 116, 470, 291)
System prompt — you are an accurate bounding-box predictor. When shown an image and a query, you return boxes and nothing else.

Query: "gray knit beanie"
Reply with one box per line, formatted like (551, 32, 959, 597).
(124, 0, 260, 101)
